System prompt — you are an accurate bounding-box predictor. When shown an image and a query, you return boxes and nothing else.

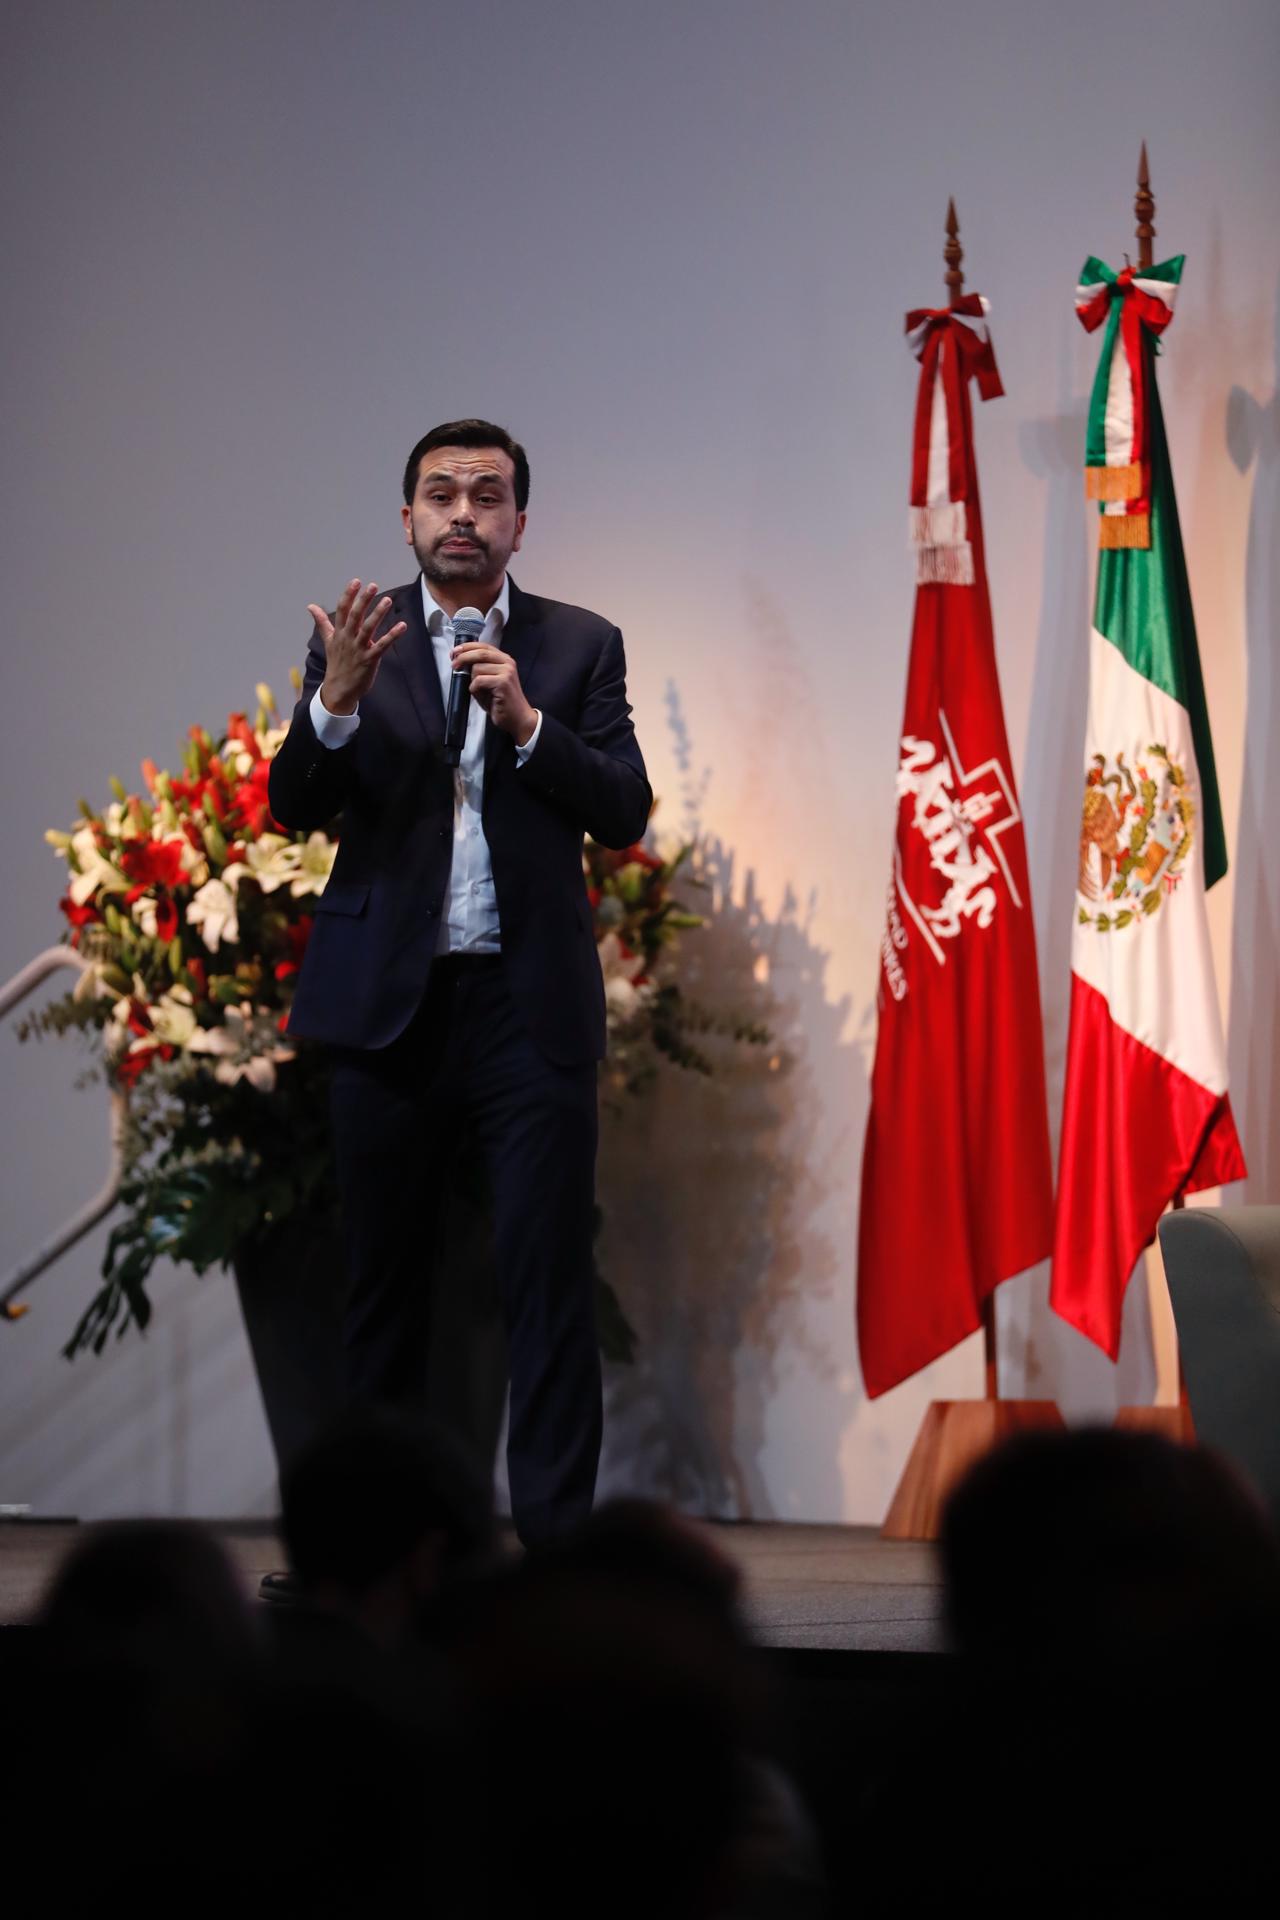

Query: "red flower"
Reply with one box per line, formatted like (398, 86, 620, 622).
(586, 887, 602, 909)
(273, 915, 313, 981)
(120, 838, 187, 891)
(115, 1046, 157, 1088)
(154, 894, 179, 942)
(621, 844, 664, 871)
(126, 1000, 153, 1039)
(186, 957, 208, 998)
(231, 760, 279, 837)
(60, 896, 101, 928)
(168, 775, 207, 809)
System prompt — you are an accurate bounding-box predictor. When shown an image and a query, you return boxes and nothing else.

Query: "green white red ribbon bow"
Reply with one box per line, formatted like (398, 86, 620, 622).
(905, 293, 1003, 586)
(1075, 254, 1183, 549)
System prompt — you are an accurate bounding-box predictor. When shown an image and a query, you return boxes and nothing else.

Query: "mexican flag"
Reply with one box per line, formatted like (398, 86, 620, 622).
(1050, 255, 1246, 1358)
(858, 293, 1055, 1399)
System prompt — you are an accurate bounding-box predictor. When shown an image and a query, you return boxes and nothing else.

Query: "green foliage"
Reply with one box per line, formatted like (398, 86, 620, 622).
(62, 1047, 337, 1359)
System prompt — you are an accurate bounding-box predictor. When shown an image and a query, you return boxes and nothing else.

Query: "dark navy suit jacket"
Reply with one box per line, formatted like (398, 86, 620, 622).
(268, 575, 651, 1066)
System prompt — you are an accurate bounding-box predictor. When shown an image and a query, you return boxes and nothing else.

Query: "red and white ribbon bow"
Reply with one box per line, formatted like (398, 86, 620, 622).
(904, 293, 1004, 586)
(1075, 254, 1182, 549)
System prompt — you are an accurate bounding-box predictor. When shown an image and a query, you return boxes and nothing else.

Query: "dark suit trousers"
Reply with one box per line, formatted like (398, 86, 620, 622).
(327, 955, 601, 1548)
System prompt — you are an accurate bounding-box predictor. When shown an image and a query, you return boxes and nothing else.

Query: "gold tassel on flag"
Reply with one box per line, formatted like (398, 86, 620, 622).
(1098, 512, 1151, 548)
(1085, 461, 1142, 501)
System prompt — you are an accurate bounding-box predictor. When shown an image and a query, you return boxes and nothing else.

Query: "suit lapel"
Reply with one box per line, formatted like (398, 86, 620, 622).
(485, 577, 545, 783)
(386, 575, 446, 745)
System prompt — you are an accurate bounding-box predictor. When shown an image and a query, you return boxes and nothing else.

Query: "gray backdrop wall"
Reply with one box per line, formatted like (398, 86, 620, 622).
(2, 0, 1276, 1523)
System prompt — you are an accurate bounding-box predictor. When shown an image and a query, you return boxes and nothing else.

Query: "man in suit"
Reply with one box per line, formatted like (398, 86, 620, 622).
(268, 419, 651, 1548)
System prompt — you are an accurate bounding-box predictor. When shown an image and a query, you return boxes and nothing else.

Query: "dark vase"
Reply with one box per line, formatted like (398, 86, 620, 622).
(232, 1214, 348, 1477)
(232, 1186, 510, 1482)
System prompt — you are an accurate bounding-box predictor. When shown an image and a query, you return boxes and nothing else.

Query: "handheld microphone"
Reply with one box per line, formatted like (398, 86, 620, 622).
(444, 607, 485, 766)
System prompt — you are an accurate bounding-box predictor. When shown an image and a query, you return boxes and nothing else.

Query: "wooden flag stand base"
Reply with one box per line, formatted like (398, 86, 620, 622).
(881, 1393, 1066, 1541)
(881, 1295, 1065, 1542)
(1114, 1402, 1195, 1443)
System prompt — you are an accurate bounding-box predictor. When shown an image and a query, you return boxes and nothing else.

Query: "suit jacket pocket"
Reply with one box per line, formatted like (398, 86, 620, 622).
(314, 881, 370, 917)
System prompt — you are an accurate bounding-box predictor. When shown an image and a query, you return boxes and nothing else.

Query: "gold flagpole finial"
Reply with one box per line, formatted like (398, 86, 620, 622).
(944, 198, 964, 303)
(1135, 143, 1155, 271)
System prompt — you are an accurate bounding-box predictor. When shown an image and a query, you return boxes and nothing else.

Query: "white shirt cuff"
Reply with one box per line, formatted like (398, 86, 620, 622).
(514, 710, 542, 765)
(311, 685, 360, 747)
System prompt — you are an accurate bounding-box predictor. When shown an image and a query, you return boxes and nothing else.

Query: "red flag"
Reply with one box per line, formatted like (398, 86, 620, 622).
(857, 296, 1054, 1399)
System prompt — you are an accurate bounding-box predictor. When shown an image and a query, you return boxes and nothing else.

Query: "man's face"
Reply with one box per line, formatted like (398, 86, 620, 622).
(401, 446, 525, 586)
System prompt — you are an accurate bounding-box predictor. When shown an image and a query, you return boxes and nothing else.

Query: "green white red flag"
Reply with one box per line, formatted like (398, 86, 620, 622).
(858, 294, 1055, 1398)
(1051, 254, 1246, 1358)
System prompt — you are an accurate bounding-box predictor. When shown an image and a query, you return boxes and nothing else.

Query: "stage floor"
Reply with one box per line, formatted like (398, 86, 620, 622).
(0, 1520, 945, 1652)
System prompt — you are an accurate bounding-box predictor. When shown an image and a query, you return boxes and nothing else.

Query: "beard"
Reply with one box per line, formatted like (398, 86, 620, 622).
(416, 529, 501, 586)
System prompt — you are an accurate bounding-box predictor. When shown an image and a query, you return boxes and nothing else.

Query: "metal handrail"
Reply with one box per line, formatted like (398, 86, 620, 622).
(0, 948, 125, 1322)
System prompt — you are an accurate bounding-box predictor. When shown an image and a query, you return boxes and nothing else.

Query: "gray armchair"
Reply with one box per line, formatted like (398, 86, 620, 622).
(1158, 1206, 1280, 1526)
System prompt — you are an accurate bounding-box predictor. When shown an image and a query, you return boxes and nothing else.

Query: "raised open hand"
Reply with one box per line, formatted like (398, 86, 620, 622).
(309, 579, 407, 716)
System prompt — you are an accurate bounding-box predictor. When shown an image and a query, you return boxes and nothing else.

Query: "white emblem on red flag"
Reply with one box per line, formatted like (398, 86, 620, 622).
(893, 710, 1024, 968)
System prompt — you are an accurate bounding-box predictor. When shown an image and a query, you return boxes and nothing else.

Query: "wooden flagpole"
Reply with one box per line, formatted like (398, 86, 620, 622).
(1112, 145, 1196, 1445)
(880, 204, 1064, 1541)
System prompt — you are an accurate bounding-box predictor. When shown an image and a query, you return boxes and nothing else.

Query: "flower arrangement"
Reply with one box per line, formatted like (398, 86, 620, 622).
(23, 684, 765, 1365)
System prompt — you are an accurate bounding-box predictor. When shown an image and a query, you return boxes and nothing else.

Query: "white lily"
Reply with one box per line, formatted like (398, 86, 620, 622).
(72, 960, 113, 1004)
(104, 995, 133, 1059)
(597, 932, 652, 1027)
(130, 895, 161, 939)
(604, 974, 642, 1021)
(185, 1024, 238, 1059)
(196, 1004, 296, 1092)
(291, 833, 338, 897)
(65, 825, 126, 907)
(214, 1054, 279, 1092)
(148, 987, 198, 1048)
(256, 724, 288, 759)
(186, 877, 239, 951)
(237, 834, 302, 895)
(168, 831, 205, 878)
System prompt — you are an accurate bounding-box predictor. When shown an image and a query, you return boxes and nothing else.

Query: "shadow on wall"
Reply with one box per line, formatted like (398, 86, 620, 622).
(596, 691, 860, 1521)
(1228, 280, 1280, 1203)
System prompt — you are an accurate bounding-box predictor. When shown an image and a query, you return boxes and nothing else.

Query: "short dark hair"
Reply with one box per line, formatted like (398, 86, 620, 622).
(402, 418, 530, 511)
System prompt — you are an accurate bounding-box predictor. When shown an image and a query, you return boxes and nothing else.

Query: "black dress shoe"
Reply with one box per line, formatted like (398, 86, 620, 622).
(258, 1570, 302, 1606)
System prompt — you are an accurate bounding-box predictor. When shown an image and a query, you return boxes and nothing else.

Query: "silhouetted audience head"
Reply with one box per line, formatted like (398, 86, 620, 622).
(24, 1523, 259, 1906)
(439, 1498, 765, 1918)
(280, 1405, 493, 1642)
(39, 1516, 256, 1668)
(941, 1425, 1280, 1665)
(850, 1430, 1280, 1911)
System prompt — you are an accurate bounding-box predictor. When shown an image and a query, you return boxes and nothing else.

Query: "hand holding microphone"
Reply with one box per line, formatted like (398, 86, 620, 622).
(447, 616, 539, 760)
